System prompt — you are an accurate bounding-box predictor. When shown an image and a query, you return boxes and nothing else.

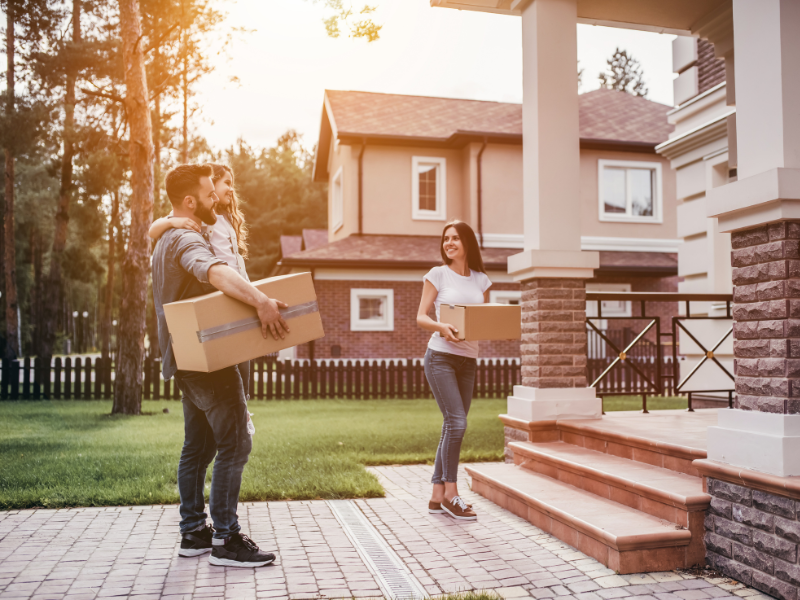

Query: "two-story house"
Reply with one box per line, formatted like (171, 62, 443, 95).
(277, 88, 681, 360)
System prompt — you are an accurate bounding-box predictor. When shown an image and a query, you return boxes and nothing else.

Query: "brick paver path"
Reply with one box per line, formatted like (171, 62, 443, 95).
(0, 464, 768, 600)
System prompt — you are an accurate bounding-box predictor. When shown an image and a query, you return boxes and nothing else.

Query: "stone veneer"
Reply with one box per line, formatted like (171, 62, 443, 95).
(520, 278, 588, 388)
(705, 478, 800, 600)
(732, 221, 800, 413)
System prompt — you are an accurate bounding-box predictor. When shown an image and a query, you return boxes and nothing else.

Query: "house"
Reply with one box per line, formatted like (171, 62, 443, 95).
(277, 88, 681, 360)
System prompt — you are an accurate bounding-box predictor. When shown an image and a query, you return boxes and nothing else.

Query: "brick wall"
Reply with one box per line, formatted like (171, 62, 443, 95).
(706, 478, 800, 600)
(297, 278, 522, 359)
(698, 38, 726, 95)
(731, 222, 800, 413)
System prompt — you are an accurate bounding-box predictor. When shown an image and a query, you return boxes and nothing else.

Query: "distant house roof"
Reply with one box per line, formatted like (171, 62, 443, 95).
(279, 235, 677, 275)
(302, 229, 329, 252)
(314, 89, 673, 181)
(279, 235, 303, 259)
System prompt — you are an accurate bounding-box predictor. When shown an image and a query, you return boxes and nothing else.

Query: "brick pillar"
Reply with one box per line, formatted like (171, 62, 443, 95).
(731, 221, 800, 414)
(520, 278, 588, 388)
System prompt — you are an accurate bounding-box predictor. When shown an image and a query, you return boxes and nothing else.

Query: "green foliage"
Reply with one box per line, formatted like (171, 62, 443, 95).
(316, 0, 382, 42)
(0, 398, 506, 509)
(602, 395, 688, 412)
(226, 131, 328, 279)
(598, 47, 648, 97)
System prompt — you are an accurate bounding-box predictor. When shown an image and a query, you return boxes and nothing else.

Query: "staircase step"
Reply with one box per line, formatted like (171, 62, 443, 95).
(510, 441, 710, 525)
(467, 462, 698, 574)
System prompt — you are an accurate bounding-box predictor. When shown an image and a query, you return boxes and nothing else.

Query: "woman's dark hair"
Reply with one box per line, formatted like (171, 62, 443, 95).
(440, 220, 486, 274)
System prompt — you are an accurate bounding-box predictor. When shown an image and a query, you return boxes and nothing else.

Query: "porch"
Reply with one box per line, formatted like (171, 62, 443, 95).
(472, 409, 718, 574)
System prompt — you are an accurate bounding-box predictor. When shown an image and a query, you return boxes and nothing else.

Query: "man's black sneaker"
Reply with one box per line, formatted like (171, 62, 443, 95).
(179, 524, 214, 557)
(208, 533, 276, 568)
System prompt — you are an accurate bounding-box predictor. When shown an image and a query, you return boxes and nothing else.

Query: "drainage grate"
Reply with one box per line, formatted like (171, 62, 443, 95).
(327, 500, 428, 600)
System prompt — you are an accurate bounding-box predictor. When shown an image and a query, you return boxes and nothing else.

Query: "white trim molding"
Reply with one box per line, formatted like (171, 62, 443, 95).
(350, 288, 394, 332)
(481, 233, 680, 253)
(598, 159, 663, 224)
(489, 290, 522, 305)
(580, 236, 681, 253)
(331, 166, 344, 232)
(411, 156, 447, 221)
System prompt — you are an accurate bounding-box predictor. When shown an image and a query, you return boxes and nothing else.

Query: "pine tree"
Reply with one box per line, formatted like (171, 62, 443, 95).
(598, 47, 648, 97)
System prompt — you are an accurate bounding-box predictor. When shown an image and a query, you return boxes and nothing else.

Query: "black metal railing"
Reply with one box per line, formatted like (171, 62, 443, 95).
(587, 292, 734, 412)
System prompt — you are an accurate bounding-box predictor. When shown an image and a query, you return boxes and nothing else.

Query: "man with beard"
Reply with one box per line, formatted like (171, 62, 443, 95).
(153, 164, 289, 567)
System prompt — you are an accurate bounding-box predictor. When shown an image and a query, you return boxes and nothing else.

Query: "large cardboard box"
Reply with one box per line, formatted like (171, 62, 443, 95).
(439, 303, 521, 341)
(163, 272, 324, 372)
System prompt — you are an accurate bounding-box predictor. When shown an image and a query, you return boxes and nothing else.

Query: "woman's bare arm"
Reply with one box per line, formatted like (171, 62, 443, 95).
(149, 216, 200, 240)
(416, 280, 460, 343)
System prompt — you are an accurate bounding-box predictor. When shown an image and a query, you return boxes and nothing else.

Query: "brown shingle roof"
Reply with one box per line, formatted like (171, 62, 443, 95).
(325, 88, 672, 145)
(302, 229, 329, 252)
(280, 235, 676, 274)
(280, 235, 303, 259)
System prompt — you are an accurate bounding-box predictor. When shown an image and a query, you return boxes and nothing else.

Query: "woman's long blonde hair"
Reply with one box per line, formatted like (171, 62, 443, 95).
(209, 163, 248, 259)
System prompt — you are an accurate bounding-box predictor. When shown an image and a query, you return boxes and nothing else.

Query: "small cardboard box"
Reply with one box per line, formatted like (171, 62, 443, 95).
(163, 272, 324, 372)
(439, 303, 521, 341)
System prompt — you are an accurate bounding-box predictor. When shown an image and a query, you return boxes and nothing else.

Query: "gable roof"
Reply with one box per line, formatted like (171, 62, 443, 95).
(314, 88, 672, 181)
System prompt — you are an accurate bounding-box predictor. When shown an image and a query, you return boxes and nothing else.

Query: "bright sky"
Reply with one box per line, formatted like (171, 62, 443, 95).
(196, 0, 677, 152)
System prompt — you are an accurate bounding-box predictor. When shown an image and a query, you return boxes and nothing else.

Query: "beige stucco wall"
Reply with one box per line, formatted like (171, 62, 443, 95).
(481, 144, 524, 235)
(329, 139, 678, 243)
(361, 145, 466, 236)
(579, 149, 678, 240)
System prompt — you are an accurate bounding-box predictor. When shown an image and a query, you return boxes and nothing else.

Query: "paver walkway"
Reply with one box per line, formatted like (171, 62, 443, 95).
(0, 464, 768, 600)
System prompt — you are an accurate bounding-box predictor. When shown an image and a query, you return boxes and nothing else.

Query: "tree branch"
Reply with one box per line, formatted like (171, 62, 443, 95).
(79, 87, 125, 104)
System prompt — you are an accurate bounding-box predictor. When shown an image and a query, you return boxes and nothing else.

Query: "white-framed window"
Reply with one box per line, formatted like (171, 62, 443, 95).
(598, 159, 662, 223)
(585, 283, 632, 318)
(332, 166, 344, 232)
(350, 288, 394, 332)
(489, 290, 522, 305)
(412, 156, 446, 221)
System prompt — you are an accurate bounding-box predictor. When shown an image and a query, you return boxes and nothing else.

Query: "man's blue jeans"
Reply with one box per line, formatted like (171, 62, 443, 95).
(424, 348, 477, 484)
(174, 365, 252, 539)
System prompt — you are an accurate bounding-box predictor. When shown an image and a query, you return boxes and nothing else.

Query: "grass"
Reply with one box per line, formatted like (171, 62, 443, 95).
(0, 398, 506, 510)
(602, 395, 689, 412)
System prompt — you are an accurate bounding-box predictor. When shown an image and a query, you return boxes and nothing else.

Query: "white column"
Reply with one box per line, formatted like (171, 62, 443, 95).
(707, 0, 800, 230)
(705, 0, 800, 477)
(507, 0, 601, 423)
(508, 0, 599, 281)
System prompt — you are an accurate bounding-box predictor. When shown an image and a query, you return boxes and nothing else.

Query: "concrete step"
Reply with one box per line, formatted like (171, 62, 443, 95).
(508, 439, 709, 557)
(467, 462, 698, 574)
(501, 411, 710, 476)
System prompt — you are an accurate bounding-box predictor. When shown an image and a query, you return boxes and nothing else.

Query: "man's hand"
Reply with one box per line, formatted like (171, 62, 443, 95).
(257, 295, 291, 340)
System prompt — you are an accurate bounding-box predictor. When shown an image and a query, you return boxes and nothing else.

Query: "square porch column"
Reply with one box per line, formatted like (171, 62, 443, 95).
(702, 8, 800, 597)
(506, 0, 601, 426)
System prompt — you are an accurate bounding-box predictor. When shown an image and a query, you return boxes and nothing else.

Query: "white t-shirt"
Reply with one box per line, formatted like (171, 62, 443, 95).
(207, 214, 249, 281)
(424, 265, 492, 359)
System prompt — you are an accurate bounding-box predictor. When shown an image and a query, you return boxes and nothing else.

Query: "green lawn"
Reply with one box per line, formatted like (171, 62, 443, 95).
(602, 395, 689, 412)
(0, 398, 506, 510)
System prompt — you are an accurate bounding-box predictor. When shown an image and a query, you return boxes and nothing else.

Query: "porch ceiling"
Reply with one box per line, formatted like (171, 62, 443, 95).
(430, 0, 730, 36)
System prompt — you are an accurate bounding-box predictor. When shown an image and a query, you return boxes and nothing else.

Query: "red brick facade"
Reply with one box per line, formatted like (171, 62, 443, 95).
(295, 272, 680, 360)
(297, 277, 522, 359)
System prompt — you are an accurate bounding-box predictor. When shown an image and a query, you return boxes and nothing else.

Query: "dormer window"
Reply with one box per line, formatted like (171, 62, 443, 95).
(598, 159, 662, 223)
(412, 156, 446, 221)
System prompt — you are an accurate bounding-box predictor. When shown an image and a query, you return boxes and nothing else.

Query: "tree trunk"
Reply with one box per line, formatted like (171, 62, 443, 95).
(40, 0, 81, 365)
(112, 0, 154, 415)
(181, 54, 188, 163)
(4, 2, 19, 360)
(31, 228, 42, 356)
(101, 189, 118, 362)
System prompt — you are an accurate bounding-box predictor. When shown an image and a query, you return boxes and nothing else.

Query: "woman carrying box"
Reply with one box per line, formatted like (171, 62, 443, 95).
(417, 220, 491, 521)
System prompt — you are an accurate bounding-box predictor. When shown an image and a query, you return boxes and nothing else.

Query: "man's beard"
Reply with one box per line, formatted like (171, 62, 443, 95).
(195, 202, 217, 225)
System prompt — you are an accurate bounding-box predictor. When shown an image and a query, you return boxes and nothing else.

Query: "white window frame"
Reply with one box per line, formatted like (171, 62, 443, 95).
(489, 290, 522, 305)
(411, 156, 447, 221)
(350, 288, 394, 332)
(598, 159, 663, 224)
(331, 166, 344, 232)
